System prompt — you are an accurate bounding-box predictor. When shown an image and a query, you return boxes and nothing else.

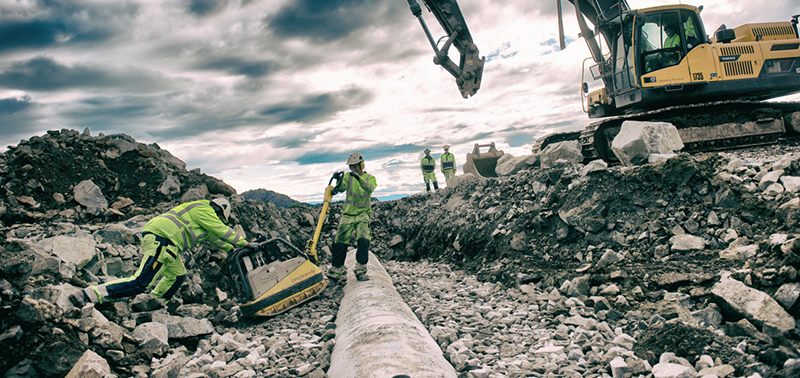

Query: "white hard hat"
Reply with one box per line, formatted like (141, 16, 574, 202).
(211, 198, 231, 223)
(347, 152, 365, 165)
(443, 145, 450, 149)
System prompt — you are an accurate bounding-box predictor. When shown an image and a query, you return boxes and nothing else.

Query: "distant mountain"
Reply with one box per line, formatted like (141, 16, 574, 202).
(241, 188, 302, 208)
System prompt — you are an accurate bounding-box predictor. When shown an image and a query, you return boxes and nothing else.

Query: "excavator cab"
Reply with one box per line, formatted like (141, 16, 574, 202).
(634, 8, 708, 74)
(582, 3, 800, 119)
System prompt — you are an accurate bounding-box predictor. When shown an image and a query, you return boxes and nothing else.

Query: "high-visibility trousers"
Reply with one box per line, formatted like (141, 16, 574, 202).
(84, 233, 186, 303)
(334, 213, 372, 244)
(423, 171, 438, 183)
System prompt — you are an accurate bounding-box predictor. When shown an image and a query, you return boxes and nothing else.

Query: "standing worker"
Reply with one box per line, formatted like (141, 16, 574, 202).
(327, 152, 377, 281)
(420, 148, 438, 192)
(440, 145, 456, 184)
(70, 198, 257, 308)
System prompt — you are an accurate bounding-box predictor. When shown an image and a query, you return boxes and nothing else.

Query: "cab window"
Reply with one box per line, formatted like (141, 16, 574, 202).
(680, 9, 706, 50)
(640, 12, 683, 73)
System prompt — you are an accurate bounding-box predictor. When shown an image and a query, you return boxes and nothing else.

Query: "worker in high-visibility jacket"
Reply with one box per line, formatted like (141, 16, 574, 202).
(327, 152, 377, 281)
(440, 145, 456, 183)
(70, 198, 256, 308)
(420, 148, 439, 192)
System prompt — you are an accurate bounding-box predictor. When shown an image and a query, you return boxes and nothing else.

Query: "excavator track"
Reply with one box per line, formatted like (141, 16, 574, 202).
(535, 100, 800, 164)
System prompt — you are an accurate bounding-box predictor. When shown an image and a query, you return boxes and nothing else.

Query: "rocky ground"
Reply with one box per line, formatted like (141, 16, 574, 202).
(1, 128, 800, 377)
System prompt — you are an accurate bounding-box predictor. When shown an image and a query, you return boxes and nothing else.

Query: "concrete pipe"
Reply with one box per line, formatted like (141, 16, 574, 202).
(328, 251, 457, 378)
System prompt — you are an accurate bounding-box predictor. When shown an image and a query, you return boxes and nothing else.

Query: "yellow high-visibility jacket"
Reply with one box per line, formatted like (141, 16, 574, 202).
(337, 172, 377, 216)
(142, 200, 247, 253)
(441, 152, 455, 171)
(421, 157, 436, 173)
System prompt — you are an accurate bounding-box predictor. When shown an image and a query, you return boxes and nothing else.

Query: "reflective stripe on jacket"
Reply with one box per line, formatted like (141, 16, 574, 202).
(338, 172, 377, 216)
(142, 200, 247, 253)
(421, 157, 436, 173)
(441, 152, 455, 170)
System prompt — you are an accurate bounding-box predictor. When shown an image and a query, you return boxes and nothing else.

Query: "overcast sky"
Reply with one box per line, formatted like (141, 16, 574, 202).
(1, 0, 798, 203)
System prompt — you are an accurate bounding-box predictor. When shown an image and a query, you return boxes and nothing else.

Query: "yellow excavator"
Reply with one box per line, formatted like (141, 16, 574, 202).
(222, 175, 340, 317)
(407, 0, 800, 163)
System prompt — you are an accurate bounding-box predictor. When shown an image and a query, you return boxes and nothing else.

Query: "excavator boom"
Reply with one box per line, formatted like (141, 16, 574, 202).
(406, 0, 485, 98)
(567, 0, 630, 63)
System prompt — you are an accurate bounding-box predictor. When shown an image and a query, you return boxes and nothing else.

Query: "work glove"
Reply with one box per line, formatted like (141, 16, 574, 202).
(245, 242, 260, 250)
(351, 172, 361, 181)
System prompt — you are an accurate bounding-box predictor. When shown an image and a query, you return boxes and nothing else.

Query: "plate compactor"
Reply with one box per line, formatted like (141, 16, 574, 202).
(223, 175, 340, 317)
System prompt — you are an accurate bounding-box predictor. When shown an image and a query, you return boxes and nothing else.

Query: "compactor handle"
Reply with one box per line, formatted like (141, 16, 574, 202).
(304, 181, 336, 263)
(330, 171, 344, 187)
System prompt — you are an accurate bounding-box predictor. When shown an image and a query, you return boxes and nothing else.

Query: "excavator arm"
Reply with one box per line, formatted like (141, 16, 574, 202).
(406, 0, 485, 98)
(567, 0, 630, 63)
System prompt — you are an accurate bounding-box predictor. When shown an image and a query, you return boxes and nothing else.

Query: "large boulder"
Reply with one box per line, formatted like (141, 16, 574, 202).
(495, 154, 531, 176)
(611, 121, 684, 166)
(37, 233, 97, 269)
(152, 312, 214, 339)
(158, 174, 181, 196)
(446, 173, 478, 189)
(65, 349, 112, 378)
(131, 322, 170, 347)
(539, 140, 582, 169)
(17, 297, 62, 324)
(73, 179, 109, 212)
(711, 275, 796, 332)
(669, 234, 706, 252)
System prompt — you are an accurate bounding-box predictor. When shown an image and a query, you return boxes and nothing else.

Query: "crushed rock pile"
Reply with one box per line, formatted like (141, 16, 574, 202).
(0, 129, 326, 377)
(361, 142, 800, 377)
(1, 129, 800, 377)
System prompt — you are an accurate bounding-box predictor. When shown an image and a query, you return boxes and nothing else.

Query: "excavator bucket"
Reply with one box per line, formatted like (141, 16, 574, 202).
(462, 142, 504, 178)
(223, 237, 328, 317)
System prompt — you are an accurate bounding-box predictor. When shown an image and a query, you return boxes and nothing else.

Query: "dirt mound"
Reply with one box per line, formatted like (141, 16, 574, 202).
(0, 128, 237, 225)
(1, 128, 800, 377)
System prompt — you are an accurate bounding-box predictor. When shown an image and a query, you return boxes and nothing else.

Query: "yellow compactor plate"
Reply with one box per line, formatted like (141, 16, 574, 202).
(239, 260, 328, 317)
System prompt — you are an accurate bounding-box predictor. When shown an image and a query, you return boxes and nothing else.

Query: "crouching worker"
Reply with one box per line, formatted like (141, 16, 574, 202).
(70, 198, 257, 307)
(327, 152, 377, 281)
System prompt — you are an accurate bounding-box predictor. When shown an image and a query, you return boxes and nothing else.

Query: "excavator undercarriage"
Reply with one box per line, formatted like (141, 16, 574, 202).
(532, 100, 800, 164)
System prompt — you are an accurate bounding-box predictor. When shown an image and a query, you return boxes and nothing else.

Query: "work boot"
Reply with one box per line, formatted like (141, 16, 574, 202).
(354, 263, 368, 281)
(425, 183, 431, 192)
(166, 298, 183, 314)
(69, 290, 90, 308)
(326, 265, 346, 282)
(433, 181, 439, 191)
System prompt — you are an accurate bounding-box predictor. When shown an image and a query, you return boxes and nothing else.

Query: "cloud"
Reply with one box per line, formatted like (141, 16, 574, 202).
(0, 20, 73, 52)
(267, 0, 405, 42)
(0, 1, 139, 52)
(0, 56, 177, 92)
(193, 56, 276, 78)
(293, 143, 422, 165)
(259, 87, 373, 124)
(185, 0, 230, 17)
(0, 96, 38, 143)
(0, 96, 32, 115)
(263, 129, 328, 149)
(61, 95, 161, 127)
